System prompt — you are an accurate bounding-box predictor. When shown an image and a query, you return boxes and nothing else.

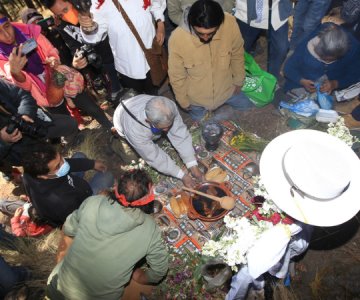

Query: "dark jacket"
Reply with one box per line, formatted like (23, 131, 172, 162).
(56, 21, 114, 65)
(22, 158, 95, 227)
(284, 23, 360, 91)
(0, 80, 37, 126)
(0, 80, 37, 159)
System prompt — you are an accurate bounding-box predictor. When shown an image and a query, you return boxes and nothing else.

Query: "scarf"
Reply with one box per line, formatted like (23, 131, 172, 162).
(0, 25, 44, 75)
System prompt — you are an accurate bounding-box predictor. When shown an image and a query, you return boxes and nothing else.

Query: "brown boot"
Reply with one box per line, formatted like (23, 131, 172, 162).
(334, 98, 360, 114)
(344, 114, 360, 129)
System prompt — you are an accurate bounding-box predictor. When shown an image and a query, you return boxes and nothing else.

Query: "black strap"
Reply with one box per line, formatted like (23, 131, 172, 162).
(120, 101, 150, 129)
(282, 148, 350, 201)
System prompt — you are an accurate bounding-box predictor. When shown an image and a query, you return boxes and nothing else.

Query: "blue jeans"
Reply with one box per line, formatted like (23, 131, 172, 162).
(0, 256, 29, 298)
(188, 91, 255, 121)
(237, 19, 289, 79)
(290, 0, 332, 50)
(71, 152, 114, 195)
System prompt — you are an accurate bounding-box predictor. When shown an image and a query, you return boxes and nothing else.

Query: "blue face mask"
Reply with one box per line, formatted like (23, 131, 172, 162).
(150, 124, 163, 135)
(56, 160, 70, 177)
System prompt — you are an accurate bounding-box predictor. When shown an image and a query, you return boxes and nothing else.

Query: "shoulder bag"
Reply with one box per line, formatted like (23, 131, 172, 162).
(111, 0, 168, 87)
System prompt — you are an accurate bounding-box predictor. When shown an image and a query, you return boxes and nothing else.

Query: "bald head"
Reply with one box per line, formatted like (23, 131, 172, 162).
(145, 97, 177, 127)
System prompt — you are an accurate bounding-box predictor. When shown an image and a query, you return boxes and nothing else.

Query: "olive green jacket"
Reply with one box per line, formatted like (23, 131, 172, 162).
(47, 195, 168, 300)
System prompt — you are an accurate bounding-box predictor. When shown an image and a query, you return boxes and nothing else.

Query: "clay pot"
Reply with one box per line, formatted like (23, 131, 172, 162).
(187, 181, 232, 222)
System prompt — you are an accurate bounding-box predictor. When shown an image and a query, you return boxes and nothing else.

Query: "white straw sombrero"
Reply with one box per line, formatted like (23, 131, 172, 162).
(260, 129, 360, 227)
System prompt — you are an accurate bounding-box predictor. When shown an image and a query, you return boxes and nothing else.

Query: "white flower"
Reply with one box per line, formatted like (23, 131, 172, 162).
(327, 117, 359, 147)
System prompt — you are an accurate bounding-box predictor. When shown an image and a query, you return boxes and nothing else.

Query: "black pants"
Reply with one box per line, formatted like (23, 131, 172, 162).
(47, 92, 113, 129)
(119, 71, 158, 96)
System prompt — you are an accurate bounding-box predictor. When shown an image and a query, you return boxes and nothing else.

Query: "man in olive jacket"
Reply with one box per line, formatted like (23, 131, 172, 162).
(168, 0, 254, 121)
(47, 170, 168, 300)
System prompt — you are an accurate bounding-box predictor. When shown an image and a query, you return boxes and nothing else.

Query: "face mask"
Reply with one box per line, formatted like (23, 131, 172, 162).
(150, 125, 163, 135)
(56, 159, 70, 177)
(61, 7, 79, 25)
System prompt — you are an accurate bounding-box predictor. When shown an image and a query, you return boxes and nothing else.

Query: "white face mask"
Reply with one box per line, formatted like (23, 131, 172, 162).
(55, 159, 70, 177)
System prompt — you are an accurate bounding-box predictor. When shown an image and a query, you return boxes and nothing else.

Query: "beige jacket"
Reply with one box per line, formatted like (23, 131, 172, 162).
(168, 13, 245, 110)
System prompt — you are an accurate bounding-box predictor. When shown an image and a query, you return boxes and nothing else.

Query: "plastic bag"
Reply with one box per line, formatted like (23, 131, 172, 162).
(279, 99, 319, 117)
(242, 52, 277, 107)
(315, 83, 333, 109)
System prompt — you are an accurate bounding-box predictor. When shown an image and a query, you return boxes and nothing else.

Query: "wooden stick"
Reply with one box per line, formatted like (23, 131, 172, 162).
(182, 187, 222, 202)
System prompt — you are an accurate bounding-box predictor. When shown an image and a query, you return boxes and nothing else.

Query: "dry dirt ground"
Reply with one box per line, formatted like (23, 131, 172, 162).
(0, 37, 359, 299)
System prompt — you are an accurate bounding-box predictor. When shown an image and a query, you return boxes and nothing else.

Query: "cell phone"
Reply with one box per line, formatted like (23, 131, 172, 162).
(37, 17, 55, 29)
(21, 39, 38, 55)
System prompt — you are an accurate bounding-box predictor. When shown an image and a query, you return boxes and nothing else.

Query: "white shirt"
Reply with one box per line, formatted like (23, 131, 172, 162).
(234, 0, 288, 31)
(82, 0, 166, 79)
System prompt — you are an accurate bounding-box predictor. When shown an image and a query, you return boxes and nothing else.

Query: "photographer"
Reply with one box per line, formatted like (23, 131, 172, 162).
(0, 11, 114, 130)
(0, 79, 77, 178)
(20, 8, 73, 67)
(42, 0, 123, 103)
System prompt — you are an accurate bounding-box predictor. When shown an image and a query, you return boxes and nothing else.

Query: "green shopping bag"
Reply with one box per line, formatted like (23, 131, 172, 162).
(241, 52, 277, 107)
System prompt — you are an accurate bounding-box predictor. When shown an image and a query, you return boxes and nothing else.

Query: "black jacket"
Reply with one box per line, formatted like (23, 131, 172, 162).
(0, 79, 37, 127)
(0, 80, 38, 159)
(56, 21, 114, 65)
(22, 158, 95, 227)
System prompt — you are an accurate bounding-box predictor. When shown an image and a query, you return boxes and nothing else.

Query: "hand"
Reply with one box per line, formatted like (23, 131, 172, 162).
(300, 79, 316, 93)
(182, 173, 197, 188)
(9, 45, 28, 76)
(14, 207, 24, 217)
(132, 268, 149, 285)
(0, 127, 22, 143)
(72, 50, 88, 69)
(78, 13, 95, 30)
(156, 21, 165, 46)
(233, 85, 242, 95)
(190, 166, 204, 182)
(320, 80, 338, 94)
(19, 194, 30, 201)
(21, 115, 34, 123)
(44, 56, 60, 69)
(94, 160, 107, 172)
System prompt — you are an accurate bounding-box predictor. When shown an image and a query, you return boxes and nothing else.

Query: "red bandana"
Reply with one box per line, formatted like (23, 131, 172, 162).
(143, 0, 151, 10)
(115, 184, 155, 207)
(96, 0, 105, 9)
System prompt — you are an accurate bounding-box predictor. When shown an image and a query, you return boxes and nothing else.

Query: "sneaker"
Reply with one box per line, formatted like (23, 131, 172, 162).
(334, 83, 360, 102)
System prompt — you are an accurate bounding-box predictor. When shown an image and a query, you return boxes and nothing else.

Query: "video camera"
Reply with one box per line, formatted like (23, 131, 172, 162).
(69, 0, 92, 13)
(77, 44, 103, 69)
(69, 0, 98, 34)
(6, 115, 47, 138)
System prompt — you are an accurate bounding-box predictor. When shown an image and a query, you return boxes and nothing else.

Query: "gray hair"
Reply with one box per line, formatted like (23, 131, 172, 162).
(314, 24, 350, 60)
(145, 97, 177, 126)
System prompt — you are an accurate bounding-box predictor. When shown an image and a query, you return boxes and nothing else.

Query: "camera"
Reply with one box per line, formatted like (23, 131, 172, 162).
(69, 0, 92, 13)
(77, 44, 103, 69)
(6, 115, 47, 138)
(69, 0, 98, 34)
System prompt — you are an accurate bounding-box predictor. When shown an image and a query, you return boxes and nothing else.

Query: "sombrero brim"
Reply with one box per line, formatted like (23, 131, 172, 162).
(260, 129, 360, 227)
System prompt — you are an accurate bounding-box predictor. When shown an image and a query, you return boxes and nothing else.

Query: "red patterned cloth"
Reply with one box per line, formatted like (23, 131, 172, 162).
(55, 65, 84, 98)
